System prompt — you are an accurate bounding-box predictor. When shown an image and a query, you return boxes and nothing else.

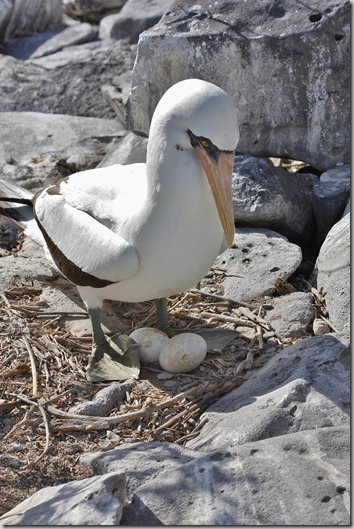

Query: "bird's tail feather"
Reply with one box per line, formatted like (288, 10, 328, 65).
(0, 179, 46, 249)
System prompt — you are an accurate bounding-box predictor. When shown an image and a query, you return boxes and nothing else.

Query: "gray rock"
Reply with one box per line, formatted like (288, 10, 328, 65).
(215, 228, 302, 302)
(99, 0, 173, 43)
(127, 0, 350, 171)
(1, 29, 65, 60)
(0, 472, 126, 525)
(264, 291, 314, 338)
(313, 317, 331, 336)
(62, 0, 126, 24)
(29, 22, 97, 58)
(310, 212, 350, 336)
(82, 441, 198, 501)
(0, 0, 63, 43)
(320, 163, 350, 182)
(311, 178, 350, 248)
(69, 380, 134, 416)
(123, 426, 350, 525)
(98, 132, 148, 167)
(0, 111, 125, 187)
(0, 39, 134, 118)
(186, 333, 349, 451)
(232, 155, 315, 242)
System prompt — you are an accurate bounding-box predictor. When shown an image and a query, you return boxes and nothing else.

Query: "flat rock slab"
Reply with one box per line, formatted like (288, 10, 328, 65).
(0, 111, 125, 187)
(0, 471, 126, 526)
(82, 441, 198, 501)
(30, 22, 97, 58)
(122, 426, 349, 525)
(0, 112, 124, 165)
(187, 334, 349, 451)
(264, 291, 314, 338)
(99, 0, 173, 43)
(215, 228, 302, 302)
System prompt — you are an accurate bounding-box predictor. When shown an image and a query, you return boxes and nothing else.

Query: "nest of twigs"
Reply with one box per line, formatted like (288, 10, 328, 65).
(1, 263, 322, 516)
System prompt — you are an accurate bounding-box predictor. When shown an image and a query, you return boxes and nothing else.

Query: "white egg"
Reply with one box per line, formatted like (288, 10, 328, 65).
(129, 327, 170, 363)
(159, 333, 207, 373)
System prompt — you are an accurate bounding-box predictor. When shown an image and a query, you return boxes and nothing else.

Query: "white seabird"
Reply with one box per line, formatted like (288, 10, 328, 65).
(0, 79, 239, 382)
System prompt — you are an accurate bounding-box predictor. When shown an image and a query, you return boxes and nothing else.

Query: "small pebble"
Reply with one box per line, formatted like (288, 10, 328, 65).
(263, 331, 276, 339)
(98, 440, 114, 451)
(64, 444, 83, 455)
(266, 337, 279, 347)
(313, 318, 330, 336)
(157, 372, 174, 380)
(106, 430, 120, 441)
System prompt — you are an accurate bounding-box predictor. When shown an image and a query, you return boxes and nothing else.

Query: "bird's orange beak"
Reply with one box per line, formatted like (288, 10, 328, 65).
(195, 146, 235, 247)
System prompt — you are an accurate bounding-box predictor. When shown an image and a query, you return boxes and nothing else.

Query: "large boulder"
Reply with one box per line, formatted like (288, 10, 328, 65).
(0, 39, 135, 119)
(187, 333, 349, 451)
(310, 212, 350, 336)
(232, 155, 315, 242)
(0, 0, 63, 43)
(127, 0, 350, 171)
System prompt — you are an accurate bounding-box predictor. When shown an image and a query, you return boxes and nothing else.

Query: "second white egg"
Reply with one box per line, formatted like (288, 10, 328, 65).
(159, 333, 207, 373)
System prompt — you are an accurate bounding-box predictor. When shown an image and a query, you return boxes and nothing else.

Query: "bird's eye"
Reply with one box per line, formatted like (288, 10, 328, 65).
(200, 139, 210, 148)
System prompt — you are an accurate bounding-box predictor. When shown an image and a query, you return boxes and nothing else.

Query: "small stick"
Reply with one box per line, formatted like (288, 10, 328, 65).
(23, 336, 38, 398)
(199, 311, 259, 328)
(256, 325, 264, 350)
(189, 288, 253, 308)
(319, 314, 338, 333)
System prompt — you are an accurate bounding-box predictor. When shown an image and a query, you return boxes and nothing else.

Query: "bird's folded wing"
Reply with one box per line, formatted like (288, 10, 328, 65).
(34, 188, 139, 285)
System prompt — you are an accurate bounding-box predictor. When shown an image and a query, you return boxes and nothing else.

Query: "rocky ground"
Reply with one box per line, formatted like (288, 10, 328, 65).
(0, 0, 350, 525)
(0, 222, 340, 519)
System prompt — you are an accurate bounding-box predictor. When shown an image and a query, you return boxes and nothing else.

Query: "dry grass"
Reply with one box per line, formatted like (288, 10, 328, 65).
(0, 270, 295, 516)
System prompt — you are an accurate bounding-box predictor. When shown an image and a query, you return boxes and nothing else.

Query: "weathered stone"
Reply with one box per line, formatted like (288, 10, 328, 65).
(0, 472, 126, 526)
(313, 317, 331, 335)
(320, 163, 350, 183)
(123, 426, 350, 525)
(0, 0, 63, 43)
(232, 155, 315, 242)
(127, 0, 350, 171)
(81, 441, 198, 501)
(62, 0, 126, 24)
(311, 178, 350, 248)
(0, 40, 134, 118)
(98, 132, 148, 167)
(0, 112, 125, 187)
(187, 333, 349, 452)
(99, 0, 173, 43)
(310, 212, 350, 336)
(69, 380, 134, 416)
(215, 228, 302, 302)
(264, 291, 314, 338)
(30, 22, 97, 58)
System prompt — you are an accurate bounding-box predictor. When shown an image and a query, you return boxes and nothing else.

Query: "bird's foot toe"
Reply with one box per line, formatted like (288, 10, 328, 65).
(86, 333, 140, 383)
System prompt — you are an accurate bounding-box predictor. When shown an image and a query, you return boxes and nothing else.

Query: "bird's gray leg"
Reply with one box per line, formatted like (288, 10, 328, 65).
(86, 306, 139, 382)
(154, 297, 170, 332)
(89, 307, 107, 351)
